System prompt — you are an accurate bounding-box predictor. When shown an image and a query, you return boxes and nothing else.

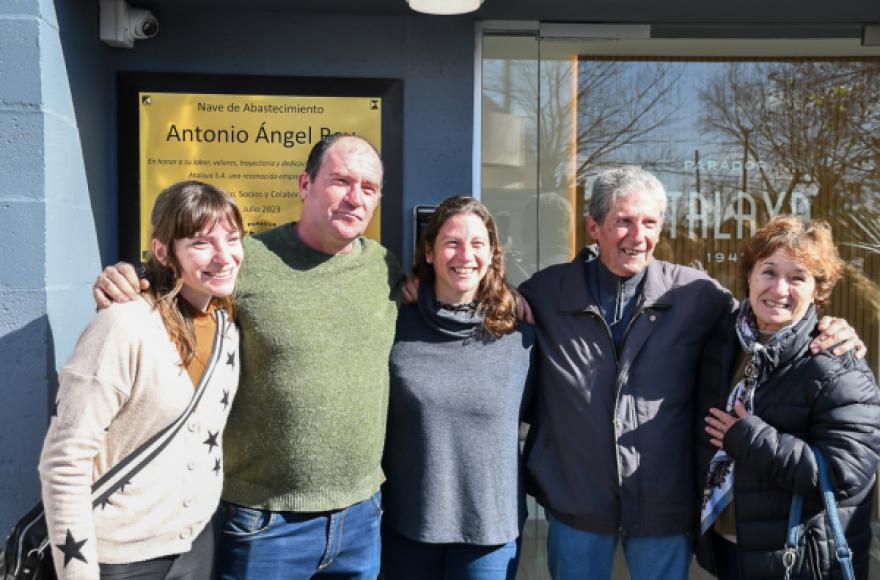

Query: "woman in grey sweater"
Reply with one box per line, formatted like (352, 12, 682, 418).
(383, 196, 535, 580)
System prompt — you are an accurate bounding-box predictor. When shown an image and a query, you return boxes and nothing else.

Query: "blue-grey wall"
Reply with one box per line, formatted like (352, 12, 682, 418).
(0, 0, 109, 532)
(0, 0, 48, 533)
(106, 7, 476, 267)
(0, 2, 474, 533)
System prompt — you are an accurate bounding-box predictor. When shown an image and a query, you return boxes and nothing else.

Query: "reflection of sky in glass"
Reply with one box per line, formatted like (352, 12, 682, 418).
(576, 60, 766, 194)
(482, 59, 539, 119)
(483, 46, 880, 375)
(485, 55, 879, 221)
(570, 59, 879, 256)
(574, 59, 879, 201)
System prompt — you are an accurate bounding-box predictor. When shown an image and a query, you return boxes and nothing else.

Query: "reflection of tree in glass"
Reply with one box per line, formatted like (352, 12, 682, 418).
(495, 59, 682, 192)
(700, 61, 880, 371)
(844, 214, 880, 313)
(847, 215, 880, 255)
(574, 60, 682, 184)
(699, 61, 880, 216)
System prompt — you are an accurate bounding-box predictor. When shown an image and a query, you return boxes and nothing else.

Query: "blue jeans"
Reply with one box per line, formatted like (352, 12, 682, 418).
(546, 513, 691, 580)
(216, 491, 382, 579)
(382, 525, 520, 580)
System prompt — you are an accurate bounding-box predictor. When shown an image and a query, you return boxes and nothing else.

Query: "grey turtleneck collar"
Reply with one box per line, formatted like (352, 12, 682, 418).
(416, 283, 484, 339)
(586, 254, 647, 349)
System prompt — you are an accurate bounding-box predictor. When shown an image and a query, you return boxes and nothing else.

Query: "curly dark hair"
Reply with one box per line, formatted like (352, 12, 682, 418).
(413, 196, 517, 337)
(739, 215, 843, 309)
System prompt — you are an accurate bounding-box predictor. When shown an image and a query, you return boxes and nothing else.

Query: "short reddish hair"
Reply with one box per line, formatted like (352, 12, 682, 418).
(739, 215, 843, 308)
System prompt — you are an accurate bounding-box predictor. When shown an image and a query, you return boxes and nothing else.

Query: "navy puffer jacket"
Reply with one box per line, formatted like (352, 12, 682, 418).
(694, 306, 880, 580)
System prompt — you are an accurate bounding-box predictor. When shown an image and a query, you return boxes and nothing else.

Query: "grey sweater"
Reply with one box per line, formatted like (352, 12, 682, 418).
(384, 286, 535, 545)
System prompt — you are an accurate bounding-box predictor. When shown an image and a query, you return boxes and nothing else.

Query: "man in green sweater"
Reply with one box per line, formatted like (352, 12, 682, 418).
(93, 134, 403, 579)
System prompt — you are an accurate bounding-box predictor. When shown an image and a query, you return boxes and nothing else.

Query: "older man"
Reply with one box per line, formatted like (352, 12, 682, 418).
(519, 167, 861, 580)
(94, 134, 402, 579)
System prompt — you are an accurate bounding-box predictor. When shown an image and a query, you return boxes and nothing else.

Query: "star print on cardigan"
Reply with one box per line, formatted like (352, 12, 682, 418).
(226, 351, 235, 367)
(203, 430, 219, 453)
(213, 458, 221, 476)
(57, 529, 88, 567)
(220, 389, 230, 410)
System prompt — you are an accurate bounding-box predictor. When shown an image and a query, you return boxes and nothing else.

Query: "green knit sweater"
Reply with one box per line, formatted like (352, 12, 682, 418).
(222, 223, 402, 512)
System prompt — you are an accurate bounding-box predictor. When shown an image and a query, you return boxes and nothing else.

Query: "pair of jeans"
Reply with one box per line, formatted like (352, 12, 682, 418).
(382, 525, 520, 580)
(99, 522, 214, 580)
(216, 491, 382, 579)
(546, 513, 691, 580)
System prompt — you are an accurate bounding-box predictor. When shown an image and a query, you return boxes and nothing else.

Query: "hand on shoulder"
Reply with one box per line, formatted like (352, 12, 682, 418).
(93, 262, 149, 309)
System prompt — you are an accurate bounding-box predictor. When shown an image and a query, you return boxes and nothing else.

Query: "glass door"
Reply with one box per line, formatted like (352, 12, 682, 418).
(481, 26, 880, 580)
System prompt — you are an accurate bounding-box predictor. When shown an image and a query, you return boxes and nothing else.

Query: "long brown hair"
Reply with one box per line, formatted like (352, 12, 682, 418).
(413, 196, 517, 336)
(143, 181, 244, 367)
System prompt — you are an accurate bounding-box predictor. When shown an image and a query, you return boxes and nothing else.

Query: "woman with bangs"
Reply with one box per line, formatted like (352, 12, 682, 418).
(695, 215, 880, 579)
(382, 196, 536, 580)
(39, 181, 243, 579)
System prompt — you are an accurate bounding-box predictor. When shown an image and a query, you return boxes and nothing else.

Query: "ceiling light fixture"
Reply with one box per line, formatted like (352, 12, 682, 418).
(406, 0, 483, 15)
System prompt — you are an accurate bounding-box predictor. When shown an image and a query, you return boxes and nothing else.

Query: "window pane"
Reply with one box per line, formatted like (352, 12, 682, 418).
(482, 33, 880, 580)
(571, 57, 880, 377)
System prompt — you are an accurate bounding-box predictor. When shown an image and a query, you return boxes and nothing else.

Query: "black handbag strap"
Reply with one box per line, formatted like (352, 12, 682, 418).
(783, 444, 856, 580)
(5, 310, 228, 577)
(90, 309, 227, 507)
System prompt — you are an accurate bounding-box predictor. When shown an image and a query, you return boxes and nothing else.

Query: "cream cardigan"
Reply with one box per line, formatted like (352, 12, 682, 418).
(39, 299, 239, 579)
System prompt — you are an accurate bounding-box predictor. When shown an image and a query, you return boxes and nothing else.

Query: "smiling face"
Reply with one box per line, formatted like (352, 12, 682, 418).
(152, 218, 243, 311)
(748, 249, 817, 333)
(296, 137, 383, 254)
(426, 212, 492, 305)
(587, 190, 663, 277)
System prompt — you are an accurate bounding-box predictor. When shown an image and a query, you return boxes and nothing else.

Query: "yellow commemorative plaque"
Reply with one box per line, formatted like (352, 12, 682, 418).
(138, 92, 382, 260)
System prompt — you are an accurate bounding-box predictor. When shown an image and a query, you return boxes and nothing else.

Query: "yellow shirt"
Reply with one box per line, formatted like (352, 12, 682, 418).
(183, 303, 217, 387)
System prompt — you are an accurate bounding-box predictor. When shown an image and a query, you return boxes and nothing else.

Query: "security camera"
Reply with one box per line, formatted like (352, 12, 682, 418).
(100, 0, 159, 49)
(129, 8, 159, 39)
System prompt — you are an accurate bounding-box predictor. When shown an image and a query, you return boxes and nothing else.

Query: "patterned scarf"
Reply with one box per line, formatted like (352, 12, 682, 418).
(699, 299, 808, 535)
